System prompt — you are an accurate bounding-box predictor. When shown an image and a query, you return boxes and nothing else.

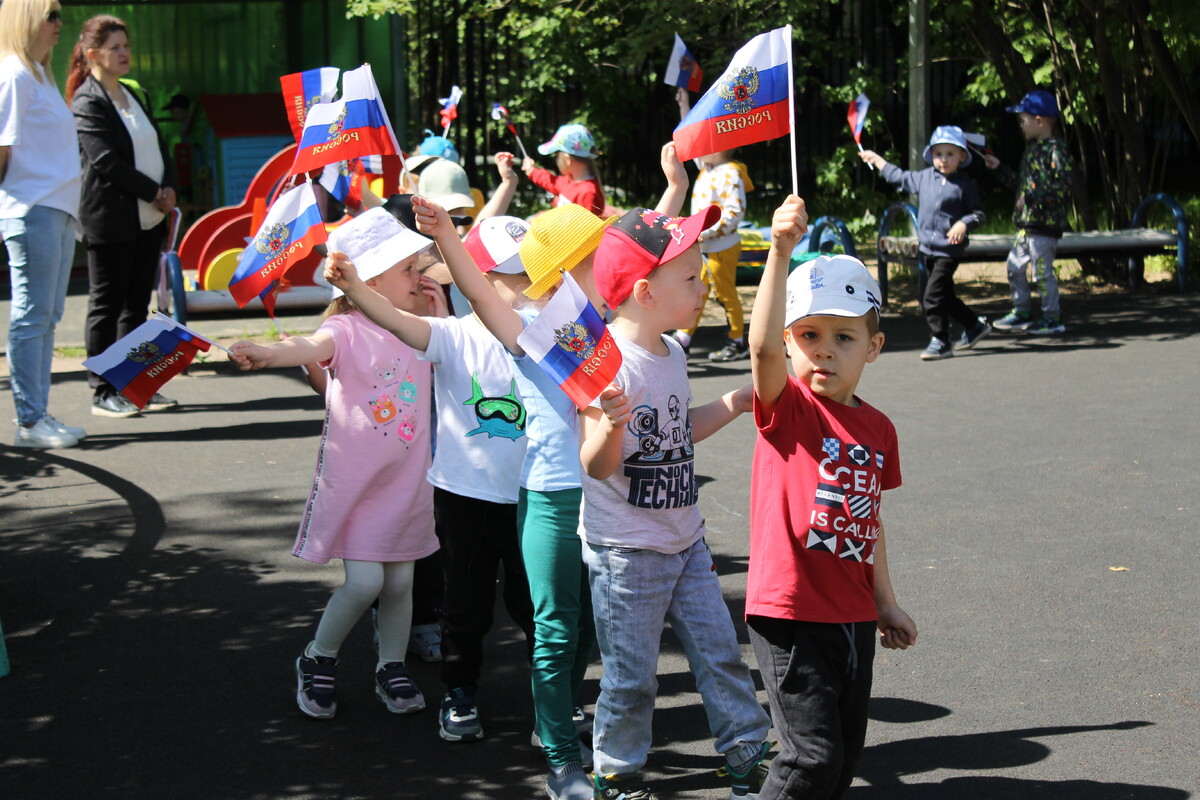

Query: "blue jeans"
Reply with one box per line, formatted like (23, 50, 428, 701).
(3, 206, 77, 426)
(1007, 230, 1060, 319)
(584, 537, 771, 776)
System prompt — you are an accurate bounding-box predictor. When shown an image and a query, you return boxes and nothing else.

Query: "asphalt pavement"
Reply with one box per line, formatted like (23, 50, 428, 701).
(1, 276, 1198, 799)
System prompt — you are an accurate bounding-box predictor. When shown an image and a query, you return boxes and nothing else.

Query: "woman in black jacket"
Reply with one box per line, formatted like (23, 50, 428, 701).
(66, 14, 177, 418)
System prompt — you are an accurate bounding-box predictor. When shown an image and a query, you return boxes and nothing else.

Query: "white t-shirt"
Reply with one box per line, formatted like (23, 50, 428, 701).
(114, 85, 165, 230)
(419, 314, 528, 504)
(579, 330, 704, 554)
(0, 55, 80, 220)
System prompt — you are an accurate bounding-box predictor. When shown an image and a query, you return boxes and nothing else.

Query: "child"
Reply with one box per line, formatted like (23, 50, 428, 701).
(412, 201, 608, 800)
(983, 89, 1075, 335)
(860, 125, 989, 360)
(580, 206, 774, 800)
(746, 196, 918, 799)
(673, 87, 754, 362)
(521, 123, 606, 217)
(323, 200, 534, 744)
(228, 208, 441, 720)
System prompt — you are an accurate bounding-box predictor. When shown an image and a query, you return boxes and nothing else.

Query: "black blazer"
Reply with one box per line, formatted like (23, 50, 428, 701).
(71, 74, 176, 245)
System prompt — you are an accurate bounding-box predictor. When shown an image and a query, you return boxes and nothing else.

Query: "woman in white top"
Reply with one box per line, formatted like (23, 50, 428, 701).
(66, 14, 177, 420)
(0, 0, 85, 448)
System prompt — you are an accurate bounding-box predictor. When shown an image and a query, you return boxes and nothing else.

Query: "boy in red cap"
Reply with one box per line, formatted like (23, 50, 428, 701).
(579, 206, 773, 800)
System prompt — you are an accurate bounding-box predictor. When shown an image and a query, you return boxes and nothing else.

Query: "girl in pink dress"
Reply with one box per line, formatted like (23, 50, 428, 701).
(230, 209, 441, 719)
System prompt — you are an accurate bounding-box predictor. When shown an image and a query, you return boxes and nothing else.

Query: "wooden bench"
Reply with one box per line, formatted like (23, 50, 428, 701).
(874, 193, 1190, 307)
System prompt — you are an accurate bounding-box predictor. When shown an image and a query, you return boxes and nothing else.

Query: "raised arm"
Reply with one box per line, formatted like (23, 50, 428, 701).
(476, 151, 519, 222)
(323, 252, 433, 351)
(654, 142, 689, 217)
(410, 195, 526, 354)
(749, 195, 808, 413)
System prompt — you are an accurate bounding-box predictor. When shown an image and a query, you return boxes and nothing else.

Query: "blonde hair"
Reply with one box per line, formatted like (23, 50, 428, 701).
(0, 0, 60, 82)
(321, 296, 355, 320)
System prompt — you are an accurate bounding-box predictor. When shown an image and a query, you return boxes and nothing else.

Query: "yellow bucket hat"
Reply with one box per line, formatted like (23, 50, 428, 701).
(520, 205, 615, 300)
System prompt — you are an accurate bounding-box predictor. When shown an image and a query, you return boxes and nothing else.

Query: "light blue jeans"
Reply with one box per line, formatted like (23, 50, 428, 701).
(584, 537, 771, 776)
(1007, 230, 1060, 319)
(3, 206, 76, 426)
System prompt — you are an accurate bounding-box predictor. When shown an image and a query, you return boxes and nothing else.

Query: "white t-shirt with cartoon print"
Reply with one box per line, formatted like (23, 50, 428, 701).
(579, 330, 703, 554)
(293, 311, 438, 564)
(420, 314, 528, 504)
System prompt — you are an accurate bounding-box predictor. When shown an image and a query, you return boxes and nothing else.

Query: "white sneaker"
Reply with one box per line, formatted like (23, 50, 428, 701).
(43, 414, 87, 440)
(13, 417, 79, 449)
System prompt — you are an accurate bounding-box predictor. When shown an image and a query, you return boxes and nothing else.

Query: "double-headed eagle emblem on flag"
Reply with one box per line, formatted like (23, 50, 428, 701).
(126, 341, 163, 365)
(554, 321, 597, 360)
(254, 222, 291, 258)
(327, 105, 347, 139)
(718, 66, 760, 115)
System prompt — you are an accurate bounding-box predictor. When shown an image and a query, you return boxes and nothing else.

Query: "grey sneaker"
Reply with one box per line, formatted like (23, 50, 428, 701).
(92, 392, 141, 418)
(43, 414, 87, 440)
(1026, 317, 1066, 335)
(954, 319, 992, 350)
(546, 762, 592, 800)
(920, 338, 953, 361)
(710, 339, 750, 362)
(12, 417, 79, 449)
(375, 661, 425, 714)
(144, 393, 180, 412)
(992, 311, 1032, 332)
(439, 688, 483, 741)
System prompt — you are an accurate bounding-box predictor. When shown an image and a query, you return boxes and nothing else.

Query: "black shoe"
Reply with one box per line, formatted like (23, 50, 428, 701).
(92, 393, 141, 418)
(144, 393, 180, 412)
(954, 319, 992, 350)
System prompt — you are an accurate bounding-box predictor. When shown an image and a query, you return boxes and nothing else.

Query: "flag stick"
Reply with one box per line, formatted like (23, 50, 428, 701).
(513, 134, 530, 161)
(784, 24, 797, 196)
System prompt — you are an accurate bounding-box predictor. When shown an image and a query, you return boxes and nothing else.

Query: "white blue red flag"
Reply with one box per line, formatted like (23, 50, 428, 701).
(319, 158, 365, 209)
(280, 67, 340, 142)
(229, 183, 326, 308)
(291, 64, 401, 175)
(663, 34, 703, 93)
(847, 93, 870, 146)
(83, 313, 213, 409)
(516, 272, 622, 410)
(672, 27, 793, 162)
(491, 102, 517, 136)
(439, 85, 463, 132)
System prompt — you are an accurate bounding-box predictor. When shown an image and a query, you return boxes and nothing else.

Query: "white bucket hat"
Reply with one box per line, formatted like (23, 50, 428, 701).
(326, 207, 432, 297)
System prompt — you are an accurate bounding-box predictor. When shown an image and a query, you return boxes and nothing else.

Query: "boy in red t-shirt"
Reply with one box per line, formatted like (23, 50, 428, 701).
(521, 123, 606, 217)
(746, 195, 918, 799)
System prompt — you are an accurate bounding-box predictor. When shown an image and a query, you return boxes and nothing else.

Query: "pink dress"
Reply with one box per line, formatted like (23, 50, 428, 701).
(292, 311, 438, 564)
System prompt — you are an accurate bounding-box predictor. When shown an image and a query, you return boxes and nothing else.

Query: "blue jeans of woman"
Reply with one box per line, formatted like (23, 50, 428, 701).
(583, 537, 771, 776)
(2, 206, 76, 426)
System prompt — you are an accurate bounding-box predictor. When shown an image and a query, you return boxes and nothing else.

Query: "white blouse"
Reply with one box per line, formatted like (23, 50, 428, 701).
(114, 84, 165, 230)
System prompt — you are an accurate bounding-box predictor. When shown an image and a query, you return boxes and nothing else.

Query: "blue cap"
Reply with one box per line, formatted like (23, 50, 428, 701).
(1006, 90, 1059, 118)
(417, 130, 460, 163)
(923, 125, 971, 167)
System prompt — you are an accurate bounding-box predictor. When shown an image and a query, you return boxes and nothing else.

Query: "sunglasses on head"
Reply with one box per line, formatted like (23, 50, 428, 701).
(47, 9, 62, 23)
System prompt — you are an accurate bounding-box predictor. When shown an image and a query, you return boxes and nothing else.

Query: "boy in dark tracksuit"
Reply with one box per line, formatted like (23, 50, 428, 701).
(861, 125, 989, 360)
(983, 89, 1075, 335)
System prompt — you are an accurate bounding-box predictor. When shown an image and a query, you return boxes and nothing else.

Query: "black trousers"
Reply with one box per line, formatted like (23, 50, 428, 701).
(433, 487, 535, 692)
(922, 257, 981, 343)
(84, 223, 167, 394)
(748, 616, 876, 800)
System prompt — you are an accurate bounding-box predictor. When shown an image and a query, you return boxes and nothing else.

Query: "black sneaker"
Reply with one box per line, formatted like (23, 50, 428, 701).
(375, 661, 425, 714)
(954, 319, 992, 350)
(92, 392, 141, 418)
(594, 772, 658, 800)
(710, 340, 750, 362)
(295, 654, 338, 719)
(920, 338, 953, 361)
(439, 687, 483, 741)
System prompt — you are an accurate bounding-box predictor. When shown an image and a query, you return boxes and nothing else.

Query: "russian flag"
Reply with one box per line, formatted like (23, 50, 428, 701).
(491, 102, 517, 136)
(83, 313, 212, 409)
(439, 85, 462, 130)
(291, 64, 401, 175)
(672, 27, 792, 162)
(319, 157, 365, 209)
(516, 272, 622, 410)
(229, 183, 326, 308)
(280, 67, 340, 142)
(848, 92, 870, 145)
(663, 34, 703, 93)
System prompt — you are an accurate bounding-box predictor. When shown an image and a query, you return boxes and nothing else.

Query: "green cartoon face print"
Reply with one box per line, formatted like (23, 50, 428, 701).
(463, 374, 527, 441)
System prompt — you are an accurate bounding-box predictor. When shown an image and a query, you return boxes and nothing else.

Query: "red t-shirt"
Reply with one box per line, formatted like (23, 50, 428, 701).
(748, 375, 901, 623)
(527, 167, 604, 216)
